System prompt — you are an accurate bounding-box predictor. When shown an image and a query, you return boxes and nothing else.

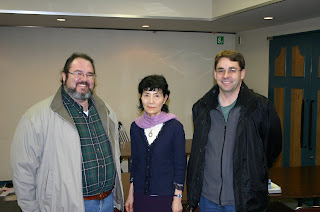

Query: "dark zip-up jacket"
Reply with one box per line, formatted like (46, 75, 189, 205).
(187, 83, 282, 212)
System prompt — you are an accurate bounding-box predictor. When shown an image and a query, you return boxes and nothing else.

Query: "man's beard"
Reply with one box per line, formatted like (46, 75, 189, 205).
(64, 82, 93, 100)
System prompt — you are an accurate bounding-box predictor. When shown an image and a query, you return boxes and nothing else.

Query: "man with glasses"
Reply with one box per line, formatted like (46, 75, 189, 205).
(187, 50, 282, 212)
(11, 53, 124, 212)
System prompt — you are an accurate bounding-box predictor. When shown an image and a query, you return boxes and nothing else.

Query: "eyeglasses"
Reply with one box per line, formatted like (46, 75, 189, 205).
(216, 68, 240, 75)
(68, 71, 96, 79)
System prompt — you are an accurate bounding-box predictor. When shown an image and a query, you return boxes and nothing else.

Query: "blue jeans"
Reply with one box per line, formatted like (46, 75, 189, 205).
(84, 192, 114, 212)
(199, 195, 235, 212)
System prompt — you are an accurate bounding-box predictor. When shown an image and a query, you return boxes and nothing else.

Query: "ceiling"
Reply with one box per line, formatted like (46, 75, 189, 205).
(1, 0, 320, 33)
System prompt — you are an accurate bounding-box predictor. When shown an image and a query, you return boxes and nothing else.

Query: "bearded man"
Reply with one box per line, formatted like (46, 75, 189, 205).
(11, 53, 124, 212)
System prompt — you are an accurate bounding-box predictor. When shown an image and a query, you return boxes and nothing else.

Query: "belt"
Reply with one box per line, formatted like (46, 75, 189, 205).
(83, 190, 112, 201)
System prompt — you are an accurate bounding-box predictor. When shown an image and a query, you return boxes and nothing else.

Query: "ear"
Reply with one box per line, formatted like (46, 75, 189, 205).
(62, 72, 67, 84)
(241, 69, 246, 80)
(163, 94, 168, 104)
(213, 69, 217, 80)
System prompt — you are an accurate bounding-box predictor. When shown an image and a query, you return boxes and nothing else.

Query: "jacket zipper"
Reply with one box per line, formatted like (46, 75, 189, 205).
(219, 123, 227, 206)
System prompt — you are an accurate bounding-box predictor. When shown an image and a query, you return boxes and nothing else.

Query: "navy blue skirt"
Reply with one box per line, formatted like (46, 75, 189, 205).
(133, 192, 173, 212)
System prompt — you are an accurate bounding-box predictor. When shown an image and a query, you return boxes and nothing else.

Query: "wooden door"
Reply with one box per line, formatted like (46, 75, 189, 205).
(269, 31, 320, 167)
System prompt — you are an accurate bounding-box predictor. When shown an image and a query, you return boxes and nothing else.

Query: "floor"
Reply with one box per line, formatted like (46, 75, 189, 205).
(0, 195, 21, 212)
(0, 196, 310, 212)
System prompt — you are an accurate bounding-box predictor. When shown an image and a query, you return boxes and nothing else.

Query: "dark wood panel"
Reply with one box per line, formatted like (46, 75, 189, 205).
(290, 88, 303, 166)
(269, 166, 320, 199)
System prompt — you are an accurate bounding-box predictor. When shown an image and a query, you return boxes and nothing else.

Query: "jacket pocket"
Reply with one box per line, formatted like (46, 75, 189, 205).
(45, 170, 53, 198)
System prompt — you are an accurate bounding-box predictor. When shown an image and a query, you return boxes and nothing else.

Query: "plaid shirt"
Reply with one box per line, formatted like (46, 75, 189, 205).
(62, 88, 115, 196)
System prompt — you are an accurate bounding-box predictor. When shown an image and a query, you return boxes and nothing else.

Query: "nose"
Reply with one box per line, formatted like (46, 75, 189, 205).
(149, 96, 155, 103)
(223, 70, 230, 78)
(81, 74, 88, 79)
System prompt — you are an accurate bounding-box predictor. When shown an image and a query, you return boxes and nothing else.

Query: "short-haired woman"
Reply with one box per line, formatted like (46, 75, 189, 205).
(125, 75, 186, 212)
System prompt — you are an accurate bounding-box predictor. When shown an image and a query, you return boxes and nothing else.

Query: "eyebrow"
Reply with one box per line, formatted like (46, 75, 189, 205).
(217, 67, 237, 70)
(73, 70, 94, 73)
(144, 90, 162, 94)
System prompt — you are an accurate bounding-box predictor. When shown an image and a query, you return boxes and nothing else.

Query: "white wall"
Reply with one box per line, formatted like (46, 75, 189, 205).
(235, 17, 320, 96)
(0, 26, 235, 180)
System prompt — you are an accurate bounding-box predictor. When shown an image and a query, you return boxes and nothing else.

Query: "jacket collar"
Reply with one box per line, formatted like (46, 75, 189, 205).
(198, 84, 219, 111)
(236, 82, 255, 109)
(51, 86, 75, 127)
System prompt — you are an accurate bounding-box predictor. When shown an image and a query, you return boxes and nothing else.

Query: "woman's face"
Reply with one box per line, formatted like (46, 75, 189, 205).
(141, 88, 168, 117)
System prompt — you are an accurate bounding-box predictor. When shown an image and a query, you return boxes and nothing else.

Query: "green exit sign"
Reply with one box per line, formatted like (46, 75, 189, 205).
(217, 36, 224, 45)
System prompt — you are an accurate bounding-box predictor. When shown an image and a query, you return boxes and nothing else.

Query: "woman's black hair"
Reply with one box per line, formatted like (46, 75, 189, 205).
(138, 75, 170, 113)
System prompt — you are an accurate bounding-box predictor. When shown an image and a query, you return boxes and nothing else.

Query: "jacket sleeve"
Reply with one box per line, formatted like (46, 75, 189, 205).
(10, 115, 42, 212)
(129, 122, 137, 183)
(186, 103, 201, 210)
(192, 102, 200, 125)
(265, 101, 282, 168)
(104, 103, 124, 212)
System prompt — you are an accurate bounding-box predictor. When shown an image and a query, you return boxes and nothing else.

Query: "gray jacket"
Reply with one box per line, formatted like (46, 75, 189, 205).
(10, 87, 124, 212)
(202, 105, 240, 206)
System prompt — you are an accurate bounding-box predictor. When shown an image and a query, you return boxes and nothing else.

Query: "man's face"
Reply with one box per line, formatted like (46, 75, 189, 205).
(62, 57, 95, 101)
(214, 57, 245, 95)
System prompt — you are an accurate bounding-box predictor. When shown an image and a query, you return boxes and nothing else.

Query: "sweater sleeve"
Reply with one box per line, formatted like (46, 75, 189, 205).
(173, 121, 187, 190)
